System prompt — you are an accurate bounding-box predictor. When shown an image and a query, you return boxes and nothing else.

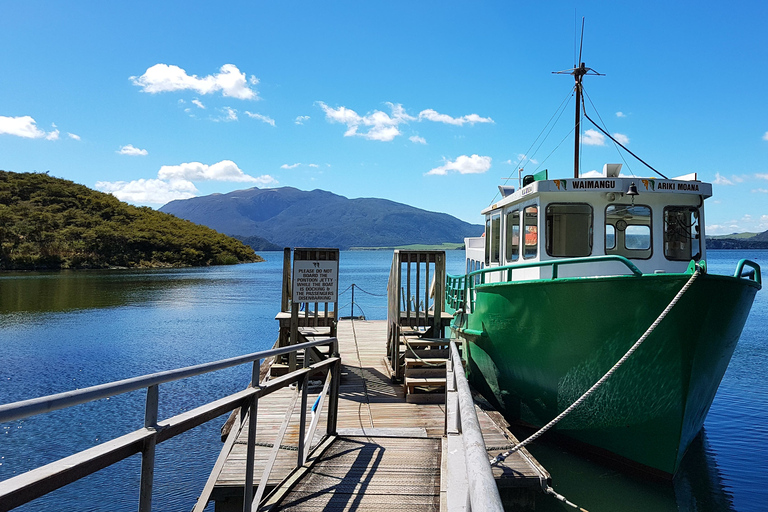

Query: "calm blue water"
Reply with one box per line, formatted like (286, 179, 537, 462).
(0, 249, 765, 511)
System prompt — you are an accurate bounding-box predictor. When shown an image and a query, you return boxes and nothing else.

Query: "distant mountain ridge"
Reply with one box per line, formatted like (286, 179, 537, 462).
(160, 187, 483, 250)
(707, 230, 768, 249)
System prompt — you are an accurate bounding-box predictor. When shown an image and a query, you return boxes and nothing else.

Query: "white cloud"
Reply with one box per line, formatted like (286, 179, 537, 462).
(0, 115, 49, 138)
(308, 163, 319, 168)
(68, 132, 81, 141)
(755, 173, 768, 181)
(219, 107, 238, 122)
(118, 144, 148, 156)
(295, 115, 310, 125)
(192, 99, 205, 109)
(581, 129, 605, 146)
(96, 160, 277, 205)
(418, 109, 493, 126)
(612, 133, 629, 145)
(763, 131, 768, 141)
(419, 108, 493, 126)
(713, 173, 733, 185)
(281, 163, 301, 169)
(410, 135, 427, 144)
(130, 63, 259, 100)
(45, 129, 60, 141)
(245, 111, 275, 126)
(581, 170, 604, 178)
(317, 101, 414, 142)
(707, 214, 768, 235)
(616, 112, 626, 118)
(95, 178, 199, 204)
(752, 188, 768, 194)
(158, 160, 264, 183)
(426, 154, 492, 176)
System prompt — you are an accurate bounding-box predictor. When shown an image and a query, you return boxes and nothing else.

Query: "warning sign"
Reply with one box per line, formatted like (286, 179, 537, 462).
(292, 260, 339, 303)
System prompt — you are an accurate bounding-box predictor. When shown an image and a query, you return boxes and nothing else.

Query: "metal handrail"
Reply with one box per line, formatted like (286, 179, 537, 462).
(735, 259, 762, 285)
(446, 255, 643, 314)
(0, 338, 340, 512)
(0, 338, 335, 424)
(448, 340, 503, 511)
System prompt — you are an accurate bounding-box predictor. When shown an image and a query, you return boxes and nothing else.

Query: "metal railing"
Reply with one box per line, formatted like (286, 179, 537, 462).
(444, 340, 503, 512)
(446, 255, 643, 314)
(0, 338, 341, 512)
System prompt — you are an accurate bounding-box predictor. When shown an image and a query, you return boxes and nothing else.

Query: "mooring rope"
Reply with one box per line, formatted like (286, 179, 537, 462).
(490, 265, 702, 466)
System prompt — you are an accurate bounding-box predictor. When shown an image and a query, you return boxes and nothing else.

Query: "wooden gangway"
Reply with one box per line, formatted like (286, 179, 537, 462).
(212, 319, 549, 511)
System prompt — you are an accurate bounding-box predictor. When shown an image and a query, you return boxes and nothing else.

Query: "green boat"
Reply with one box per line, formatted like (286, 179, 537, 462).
(445, 61, 762, 477)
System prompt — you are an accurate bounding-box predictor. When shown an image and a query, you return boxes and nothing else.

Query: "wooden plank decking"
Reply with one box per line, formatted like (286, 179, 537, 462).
(211, 319, 547, 511)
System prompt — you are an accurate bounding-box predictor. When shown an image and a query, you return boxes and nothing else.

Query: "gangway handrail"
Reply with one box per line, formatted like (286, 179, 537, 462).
(446, 340, 503, 511)
(0, 338, 341, 512)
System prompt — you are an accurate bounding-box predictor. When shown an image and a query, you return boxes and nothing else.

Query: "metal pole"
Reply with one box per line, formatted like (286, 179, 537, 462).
(297, 374, 309, 467)
(139, 385, 158, 512)
(351, 284, 355, 318)
(242, 395, 258, 512)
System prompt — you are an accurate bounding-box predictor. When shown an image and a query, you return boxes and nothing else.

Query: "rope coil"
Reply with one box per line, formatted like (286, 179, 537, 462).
(490, 265, 702, 465)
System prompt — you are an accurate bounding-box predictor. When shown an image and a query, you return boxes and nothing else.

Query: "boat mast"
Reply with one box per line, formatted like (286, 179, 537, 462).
(572, 62, 587, 179)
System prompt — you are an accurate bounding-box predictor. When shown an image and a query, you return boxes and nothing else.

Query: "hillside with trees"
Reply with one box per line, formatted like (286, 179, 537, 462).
(0, 171, 262, 270)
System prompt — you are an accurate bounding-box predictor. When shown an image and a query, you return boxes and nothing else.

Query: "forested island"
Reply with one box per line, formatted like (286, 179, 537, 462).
(0, 171, 262, 270)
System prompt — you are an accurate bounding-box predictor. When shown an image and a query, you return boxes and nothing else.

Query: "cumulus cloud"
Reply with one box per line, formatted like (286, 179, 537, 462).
(295, 115, 310, 125)
(281, 163, 301, 169)
(707, 214, 768, 236)
(612, 133, 629, 145)
(581, 129, 605, 146)
(218, 107, 238, 122)
(426, 154, 492, 176)
(130, 64, 259, 100)
(157, 160, 265, 183)
(68, 132, 81, 140)
(752, 188, 768, 194)
(418, 109, 493, 126)
(45, 129, 60, 141)
(95, 178, 199, 204)
(756, 173, 768, 181)
(96, 160, 277, 205)
(118, 144, 148, 156)
(410, 135, 427, 144)
(763, 131, 768, 141)
(616, 112, 626, 118)
(317, 101, 414, 142)
(245, 111, 275, 126)
(713, 173, 734, 185)
(192, 99, 205, 109)
(0, 115, 54, 139)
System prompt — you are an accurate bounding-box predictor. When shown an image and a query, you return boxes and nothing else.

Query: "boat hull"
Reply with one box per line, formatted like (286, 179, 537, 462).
(455, 272, 759, 476)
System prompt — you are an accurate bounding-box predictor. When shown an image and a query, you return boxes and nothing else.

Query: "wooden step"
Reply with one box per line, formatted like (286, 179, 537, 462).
(402, 348, 449, 360)
(404, 357, 448, 368)
(404, 367, 446, 379)
(399, 338, 451, 348)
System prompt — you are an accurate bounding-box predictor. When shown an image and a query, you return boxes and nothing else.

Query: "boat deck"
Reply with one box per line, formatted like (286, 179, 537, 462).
(211, 319, 548, 511)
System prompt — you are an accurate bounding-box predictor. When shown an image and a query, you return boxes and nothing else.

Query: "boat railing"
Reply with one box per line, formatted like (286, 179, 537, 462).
(445, 339, 504, 511)
(446, 255, 643, 314)
(0, 337, 341, 512)
(735, 259, 762, 285)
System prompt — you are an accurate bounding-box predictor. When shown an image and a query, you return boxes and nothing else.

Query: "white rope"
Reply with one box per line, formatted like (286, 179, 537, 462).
(490, 265, 702, 465)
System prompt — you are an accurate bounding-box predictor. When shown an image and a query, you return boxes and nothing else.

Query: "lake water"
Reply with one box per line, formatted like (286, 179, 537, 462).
(1, 249, 766, 511)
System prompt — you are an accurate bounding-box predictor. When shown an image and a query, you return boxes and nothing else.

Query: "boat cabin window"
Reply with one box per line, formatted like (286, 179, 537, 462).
(605, 205, 652, 259)
(523, 206, 538, 259)
(485, 213, 501, 264)
(505, 210, 520, 262)
(664, 206, 701, 261)
(545, 203, 592, 257)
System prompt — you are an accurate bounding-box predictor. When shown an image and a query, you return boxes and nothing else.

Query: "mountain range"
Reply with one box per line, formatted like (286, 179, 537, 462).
(160, 187, 483, 250)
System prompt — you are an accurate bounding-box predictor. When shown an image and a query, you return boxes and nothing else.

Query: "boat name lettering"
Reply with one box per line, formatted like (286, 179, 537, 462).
(571, 180, 616, 190)
(657, 182, 700, 192)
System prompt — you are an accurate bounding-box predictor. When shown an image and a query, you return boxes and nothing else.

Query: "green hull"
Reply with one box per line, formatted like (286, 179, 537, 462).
(451, 271, 760, 475)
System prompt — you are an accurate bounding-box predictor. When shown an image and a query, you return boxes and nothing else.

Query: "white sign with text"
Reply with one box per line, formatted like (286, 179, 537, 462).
(292, 260, 339, 303)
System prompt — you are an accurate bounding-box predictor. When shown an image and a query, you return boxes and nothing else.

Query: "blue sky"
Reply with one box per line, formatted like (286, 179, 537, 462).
(1, 1, 767, 234)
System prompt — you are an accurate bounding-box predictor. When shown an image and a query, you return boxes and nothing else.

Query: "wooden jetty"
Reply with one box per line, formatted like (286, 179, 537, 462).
(211, 319, 549, 511)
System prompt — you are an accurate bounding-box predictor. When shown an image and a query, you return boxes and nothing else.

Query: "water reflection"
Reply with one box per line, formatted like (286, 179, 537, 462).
(523, 427, 734, 512)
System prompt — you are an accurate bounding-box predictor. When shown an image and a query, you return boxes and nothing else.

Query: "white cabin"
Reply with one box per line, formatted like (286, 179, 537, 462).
(466, 166, 711, 281)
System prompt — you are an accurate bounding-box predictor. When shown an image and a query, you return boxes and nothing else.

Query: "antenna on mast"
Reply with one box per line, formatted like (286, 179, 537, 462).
(553, 17, 604, 178)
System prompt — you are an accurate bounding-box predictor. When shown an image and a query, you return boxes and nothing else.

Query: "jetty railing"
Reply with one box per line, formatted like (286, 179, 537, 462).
(445, 339, 503, 511)
(386, 250, 447, 378)
(0, 338, 341, 512)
